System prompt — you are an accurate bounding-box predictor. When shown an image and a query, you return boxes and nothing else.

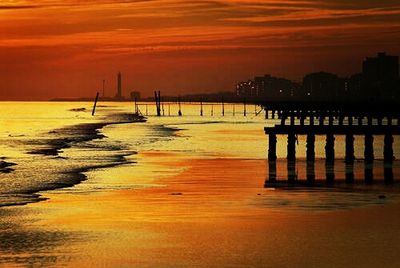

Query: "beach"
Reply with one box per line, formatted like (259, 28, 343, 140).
(0, 102, 399, 267)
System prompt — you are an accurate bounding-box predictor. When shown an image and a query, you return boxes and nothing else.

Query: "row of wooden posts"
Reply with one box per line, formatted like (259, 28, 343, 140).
(92, 90, 263, 117)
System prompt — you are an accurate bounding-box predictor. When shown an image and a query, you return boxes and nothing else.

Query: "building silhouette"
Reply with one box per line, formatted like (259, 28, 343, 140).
(236, 52, 400, 101)
(302, 72, 345, 100)
(362, 53, 399, 100)
(236, 74, 297, 100)
(115, 72, 122, 100)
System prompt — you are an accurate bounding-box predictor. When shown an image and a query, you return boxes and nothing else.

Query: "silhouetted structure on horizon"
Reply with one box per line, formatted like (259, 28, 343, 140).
(237, 52, 400, 102)
(115, 72, 123, 100)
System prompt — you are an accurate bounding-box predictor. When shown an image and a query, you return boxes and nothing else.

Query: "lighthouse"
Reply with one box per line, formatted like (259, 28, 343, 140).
(116, 72, 122, 100)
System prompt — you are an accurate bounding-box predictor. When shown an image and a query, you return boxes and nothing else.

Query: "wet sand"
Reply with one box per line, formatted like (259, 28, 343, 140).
(1, 153, 400, 267)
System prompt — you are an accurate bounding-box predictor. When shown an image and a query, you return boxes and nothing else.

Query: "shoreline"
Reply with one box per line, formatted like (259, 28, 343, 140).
(0, 112, 146, 208)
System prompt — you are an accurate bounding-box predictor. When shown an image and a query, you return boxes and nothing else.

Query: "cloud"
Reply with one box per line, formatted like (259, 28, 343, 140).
(0, 5, 40, 9)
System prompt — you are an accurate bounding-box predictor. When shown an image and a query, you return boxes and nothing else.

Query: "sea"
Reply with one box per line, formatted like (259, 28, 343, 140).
(0, 101, 399, 210)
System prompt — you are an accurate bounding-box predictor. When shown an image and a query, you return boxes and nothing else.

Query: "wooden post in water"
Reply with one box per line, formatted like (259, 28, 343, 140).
(329, 115, 334, 126)
(300, 116, 305, 126)
(319, 116, 324, 126)
(358, 116, 363, 126)
(222, 97, 225, 116)
(268, 160, 277, 183)
(154, 91, 161, 116)
(290, 114, 295, 125)
(243, 98, 247, 117)
(287, 133, 296, 161)
(306, 134, 315, 162)
(211, 104, 214, 116)
(388, 116, 392, 126)
(364, 133, 374, 183)
(345, 134, 355, 183)
(364, 134, 374, 162)
(92, 92, 99, 116)
(233, 104, 235, 116)
(178, 96, 182, 116)
(325, 133, 335, 183)
(348, 116, 353, 126)
(268, 133, 277, 161)
(367, 115, 373, 126)
(377, 116, 383, 125)
(345, 134, 355, 162)
(200, 100, 203, 116)
(146, 104, 148, 116)
(287, 133, 297, 183)
(384, 133, 394, 183)
(338, 115, 344, 126)
(306, 133, 315, 184)
(134, 97, 138, 114)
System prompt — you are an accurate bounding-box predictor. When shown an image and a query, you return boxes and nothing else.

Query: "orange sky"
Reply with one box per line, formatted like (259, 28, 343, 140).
(1, 0, 400, 100)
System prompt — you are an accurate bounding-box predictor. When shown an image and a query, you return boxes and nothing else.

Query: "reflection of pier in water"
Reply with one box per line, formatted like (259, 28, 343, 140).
(262, 101, 399, 186)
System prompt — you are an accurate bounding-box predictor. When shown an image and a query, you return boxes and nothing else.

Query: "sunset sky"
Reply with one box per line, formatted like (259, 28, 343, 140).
(1, 0, 400, 100)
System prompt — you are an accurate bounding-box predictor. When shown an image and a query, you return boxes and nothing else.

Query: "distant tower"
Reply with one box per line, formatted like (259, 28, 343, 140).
(116, 72, 122, 99)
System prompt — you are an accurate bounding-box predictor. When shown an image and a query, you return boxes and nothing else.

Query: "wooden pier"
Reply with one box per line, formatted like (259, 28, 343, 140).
(262, 101, 399, 185)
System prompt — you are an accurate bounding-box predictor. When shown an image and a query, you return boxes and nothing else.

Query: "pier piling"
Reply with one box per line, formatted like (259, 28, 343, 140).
(287, 133, 296, 161)
(306, 134, 315, 162)
(268, 133, 277, 161)
(345, 134, 355, 162)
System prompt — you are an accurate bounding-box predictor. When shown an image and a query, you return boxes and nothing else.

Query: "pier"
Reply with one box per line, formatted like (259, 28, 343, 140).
(263, 101, 399, 185)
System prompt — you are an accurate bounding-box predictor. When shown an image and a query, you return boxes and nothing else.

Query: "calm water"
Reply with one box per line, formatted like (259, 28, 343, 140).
(1, 102, 400, 267)
(0, 101, 399, 208)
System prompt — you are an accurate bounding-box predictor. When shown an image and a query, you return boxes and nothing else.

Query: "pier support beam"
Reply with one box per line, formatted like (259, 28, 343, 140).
(345, 134, 355, 183)
(287, 160, 296, 183)
(325, 134, 335, 183)
(300, 116, 305, 126)
(364, 134, 374, 183)
(345, 134, 355, 162)
(306, 134, 315, 184)
(306, 134, 315, 162)
(384, 133, 394, 183)
(319, 116, 324, 126)
(268, 161, 277, 183)
(309, 115, 314, 126)
(268, 133, 277, 161)
(290, 115, 295, 126)
(345, 161, 355, 184)
(358, 116, 363, 126)
(348, 116, 353, 126)
(287, 133, 296, 183)
(287, 133, 296, 161)
(338, 116, 344, 126)
(364, 161, 373, 184)
(306, 160, 315, 184)
(325, 134, 335, 162)
(364, 134, 374, 162)
(384, 133, 394, 162)
(329, 115, 334, 126)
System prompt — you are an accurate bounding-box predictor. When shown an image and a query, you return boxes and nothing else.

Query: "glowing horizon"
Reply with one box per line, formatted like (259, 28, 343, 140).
(1, 0, 399, 100)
